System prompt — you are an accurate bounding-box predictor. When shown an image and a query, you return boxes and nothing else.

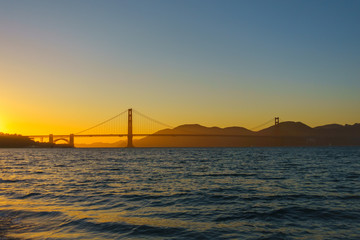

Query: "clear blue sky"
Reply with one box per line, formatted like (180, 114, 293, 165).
(0, 0, 359, 134)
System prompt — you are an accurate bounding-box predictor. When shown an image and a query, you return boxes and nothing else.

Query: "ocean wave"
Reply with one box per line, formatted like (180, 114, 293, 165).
(0, 147, 359, 239)
(0, 178, 25, 183)
(214, 206, 360, 222)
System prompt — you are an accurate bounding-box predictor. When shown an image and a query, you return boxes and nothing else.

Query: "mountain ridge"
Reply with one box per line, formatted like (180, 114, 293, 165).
(76, 121, 360, 147)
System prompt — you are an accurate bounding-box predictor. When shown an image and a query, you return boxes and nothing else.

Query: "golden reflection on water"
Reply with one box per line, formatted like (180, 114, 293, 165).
(2, 148, 356, 239)
(1, 163, 292, 239)
(1, 189, 276, 239)
(0, 194, 224, 238)
(1, 189, 280, 240)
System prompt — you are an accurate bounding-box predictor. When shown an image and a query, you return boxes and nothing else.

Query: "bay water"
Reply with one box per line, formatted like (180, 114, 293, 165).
(0, 147, 359, 239)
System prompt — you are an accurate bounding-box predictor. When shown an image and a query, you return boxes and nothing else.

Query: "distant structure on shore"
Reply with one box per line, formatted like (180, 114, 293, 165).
(0, 133, 72, 148)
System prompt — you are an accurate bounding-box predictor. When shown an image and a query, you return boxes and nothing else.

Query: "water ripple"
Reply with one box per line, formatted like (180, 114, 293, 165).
(0, 147, 359, 239)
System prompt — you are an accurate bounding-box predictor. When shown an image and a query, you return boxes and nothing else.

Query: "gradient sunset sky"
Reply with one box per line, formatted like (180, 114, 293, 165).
(1, 0, 359, 135)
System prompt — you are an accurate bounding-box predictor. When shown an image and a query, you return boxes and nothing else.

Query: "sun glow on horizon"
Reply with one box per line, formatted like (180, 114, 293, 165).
(0, 1, 359, 141)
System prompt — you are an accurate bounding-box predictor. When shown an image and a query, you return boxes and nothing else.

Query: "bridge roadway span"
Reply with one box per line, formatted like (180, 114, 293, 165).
(26, 134, 263, 147)
(25, 109, 284, 147)
(27, 134, 259, 138)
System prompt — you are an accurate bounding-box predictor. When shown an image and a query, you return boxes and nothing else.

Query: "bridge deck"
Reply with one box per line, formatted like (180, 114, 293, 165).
(26, 134, 312, 139)
(27, 134, 259, 138)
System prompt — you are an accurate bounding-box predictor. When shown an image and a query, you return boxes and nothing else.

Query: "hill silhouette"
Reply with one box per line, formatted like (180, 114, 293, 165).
(75, 122, 360, 148)
(154, 124, 253, 135)
(133, 122, 360, 147)
(257, 121, 313, 136)
(0, 133, 35, 147)
(134, 124, 254, 147)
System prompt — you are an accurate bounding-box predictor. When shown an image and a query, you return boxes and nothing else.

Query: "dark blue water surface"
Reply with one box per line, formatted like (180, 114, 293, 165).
(0, 147, 359, 239)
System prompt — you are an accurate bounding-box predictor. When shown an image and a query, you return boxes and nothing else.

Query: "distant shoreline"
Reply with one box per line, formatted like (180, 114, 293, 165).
(3, 121, 360, 148)
(77, 122, 360, 148)
(0, 133, 73, 148)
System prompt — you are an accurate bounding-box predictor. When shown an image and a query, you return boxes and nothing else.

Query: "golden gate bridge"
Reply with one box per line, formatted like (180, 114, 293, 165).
(26, 109, 279, 147)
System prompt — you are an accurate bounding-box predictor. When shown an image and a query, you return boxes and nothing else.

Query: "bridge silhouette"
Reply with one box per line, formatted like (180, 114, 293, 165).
(26, 109, 279, 147)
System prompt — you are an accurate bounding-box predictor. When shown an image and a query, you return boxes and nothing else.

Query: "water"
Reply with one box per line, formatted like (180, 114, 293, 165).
(0, 147, 359, 239)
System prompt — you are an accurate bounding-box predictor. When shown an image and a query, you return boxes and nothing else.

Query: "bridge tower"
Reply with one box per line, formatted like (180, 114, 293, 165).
(49, 134, 54, 144)
(69, 134, 74, 147)
(127, 108, 134, 148)
(275, 117, 280, 126)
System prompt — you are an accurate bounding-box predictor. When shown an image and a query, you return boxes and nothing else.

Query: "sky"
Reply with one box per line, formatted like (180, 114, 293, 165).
(1, 0, 359, 136)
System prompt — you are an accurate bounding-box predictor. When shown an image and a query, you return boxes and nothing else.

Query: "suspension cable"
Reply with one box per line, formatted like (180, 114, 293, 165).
(250, 118, 275, 131)
(133, 109, 173, 129)
(75, 110, 128, 134)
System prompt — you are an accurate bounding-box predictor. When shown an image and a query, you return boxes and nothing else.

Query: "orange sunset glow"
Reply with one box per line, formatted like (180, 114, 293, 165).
(0, 0, 359, 145)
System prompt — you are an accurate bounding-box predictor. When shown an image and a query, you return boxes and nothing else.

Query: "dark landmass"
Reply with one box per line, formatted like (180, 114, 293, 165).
(133, 122, 360, 147)
(7, 121, 360, 148)
(0, 133, 71, 148)
(76, 122, 360, 148)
